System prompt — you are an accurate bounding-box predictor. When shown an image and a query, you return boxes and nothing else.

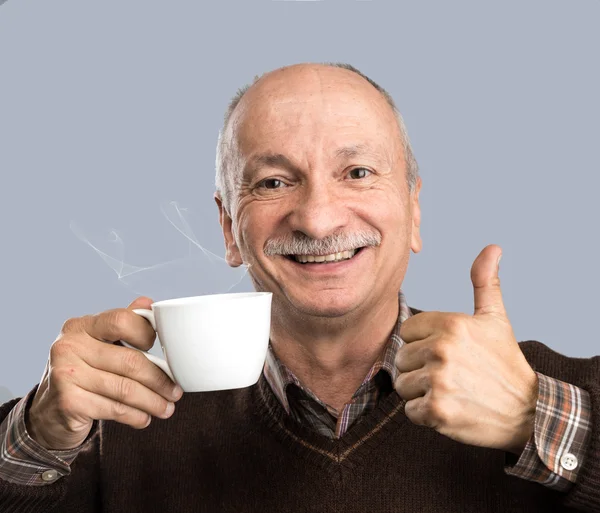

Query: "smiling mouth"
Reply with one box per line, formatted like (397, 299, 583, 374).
(284, 247, 364, 264)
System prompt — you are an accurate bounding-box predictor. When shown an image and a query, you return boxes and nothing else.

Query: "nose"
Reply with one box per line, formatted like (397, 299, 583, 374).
(286, 183, 350, 240)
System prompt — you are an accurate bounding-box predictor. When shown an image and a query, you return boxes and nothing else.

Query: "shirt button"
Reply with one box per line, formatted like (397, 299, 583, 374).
(41, 469, 59, 482)
(560, 453, 578, 471)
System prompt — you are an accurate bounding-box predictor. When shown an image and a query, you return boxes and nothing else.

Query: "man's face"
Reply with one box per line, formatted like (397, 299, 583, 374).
(216, 65, 422, 319)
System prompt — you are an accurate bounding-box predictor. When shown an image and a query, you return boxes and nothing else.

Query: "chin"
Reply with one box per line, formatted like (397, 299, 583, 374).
(286, 289, 365, 319)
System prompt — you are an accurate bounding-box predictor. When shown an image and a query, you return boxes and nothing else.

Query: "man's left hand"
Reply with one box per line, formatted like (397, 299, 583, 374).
(394, 244, 538, 454)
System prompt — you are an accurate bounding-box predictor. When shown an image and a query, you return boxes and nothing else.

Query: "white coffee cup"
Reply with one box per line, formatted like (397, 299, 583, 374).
(123, 292, 272, 392)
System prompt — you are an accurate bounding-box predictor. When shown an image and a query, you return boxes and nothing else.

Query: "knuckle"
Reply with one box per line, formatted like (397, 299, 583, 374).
(133, 415, 152, 430)
(61, 317, 81, 334)
(49, 339, 76, 361)
(151, 395, 169, 416)
(110, 309, 132, 332)
(429, 370, 450, 393)
(430, 339, 453, 362)
(121, 349, 145, 376)
(96, 309, 130, 341)
(425, 396, 449, 426)
(442, 315, 462, 333)
(155, 372, 175, 397)
(111, 400, 128, 418)
(418, 371, 432, 390)
(115, 377, 136, 402)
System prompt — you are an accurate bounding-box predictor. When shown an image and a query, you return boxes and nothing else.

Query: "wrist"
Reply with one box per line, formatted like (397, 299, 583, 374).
(506, 370, 539, 455)
(25, 409, 51, 450)
(505, 416, 535, 455)
(25, 402, 86, 451)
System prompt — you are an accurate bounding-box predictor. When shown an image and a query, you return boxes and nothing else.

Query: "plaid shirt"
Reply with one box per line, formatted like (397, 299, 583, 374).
(0, 291, 593, 490)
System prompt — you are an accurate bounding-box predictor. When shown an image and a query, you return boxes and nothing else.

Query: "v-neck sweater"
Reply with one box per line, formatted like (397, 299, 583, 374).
(1, 341, 599, 512)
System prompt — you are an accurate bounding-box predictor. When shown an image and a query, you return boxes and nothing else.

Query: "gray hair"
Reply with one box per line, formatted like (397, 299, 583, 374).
(264, 230, 382, 257)
(215, 62, 419, 215)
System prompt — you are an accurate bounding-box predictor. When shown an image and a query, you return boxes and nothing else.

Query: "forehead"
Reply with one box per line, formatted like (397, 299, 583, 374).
(230, 66, 403, 163)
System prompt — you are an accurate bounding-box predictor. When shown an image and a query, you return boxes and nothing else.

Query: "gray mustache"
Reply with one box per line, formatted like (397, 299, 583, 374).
(264, 231, 381, 256)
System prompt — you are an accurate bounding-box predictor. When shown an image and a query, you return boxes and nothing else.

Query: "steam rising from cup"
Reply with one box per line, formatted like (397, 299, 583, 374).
(70, 200, 251, 301)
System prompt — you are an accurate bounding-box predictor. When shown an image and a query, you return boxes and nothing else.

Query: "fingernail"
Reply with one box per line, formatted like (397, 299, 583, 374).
(497, 254, 502, 267)
(163, 402, 175, 418)
(172, 385, 184, 400)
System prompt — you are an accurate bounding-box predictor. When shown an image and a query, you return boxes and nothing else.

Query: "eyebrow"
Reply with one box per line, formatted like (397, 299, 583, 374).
(243, 144, 382, 179)
(334, 144, 380, 160)
(249, 153, 298, 171)
(243, 153, 302, 181)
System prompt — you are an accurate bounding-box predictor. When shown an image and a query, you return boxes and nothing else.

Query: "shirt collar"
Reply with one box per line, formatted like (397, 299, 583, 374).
(263, 290, 413, 413)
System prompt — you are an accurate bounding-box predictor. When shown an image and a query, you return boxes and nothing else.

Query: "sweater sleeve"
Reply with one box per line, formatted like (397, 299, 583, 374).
(0, 392, 101, 513)
(520, 341, 600, 512)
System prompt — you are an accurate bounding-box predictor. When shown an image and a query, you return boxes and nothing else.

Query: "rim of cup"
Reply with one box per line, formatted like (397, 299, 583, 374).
(151, 292, 272, 309)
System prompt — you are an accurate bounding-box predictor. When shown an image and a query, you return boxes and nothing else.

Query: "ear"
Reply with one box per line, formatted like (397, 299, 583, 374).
(214, 192, 244, 267)
(410, 176, 423, 254)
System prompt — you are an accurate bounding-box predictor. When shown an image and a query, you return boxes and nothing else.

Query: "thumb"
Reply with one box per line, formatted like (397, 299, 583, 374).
(127, 296, 154, 310)
(471, 245, 506, 317)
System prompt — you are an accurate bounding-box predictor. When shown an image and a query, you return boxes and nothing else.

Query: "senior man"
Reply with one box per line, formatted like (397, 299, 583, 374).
(0, 63, 599, 513)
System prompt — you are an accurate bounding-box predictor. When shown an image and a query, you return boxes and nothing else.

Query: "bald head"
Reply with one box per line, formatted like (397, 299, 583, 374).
(215, 63, 419, 215)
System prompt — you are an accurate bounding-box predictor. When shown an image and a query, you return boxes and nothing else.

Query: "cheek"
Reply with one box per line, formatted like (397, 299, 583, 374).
(235, 206, 274, 259)
(362, 191, 412, 260)
(361, 188, 408, 232)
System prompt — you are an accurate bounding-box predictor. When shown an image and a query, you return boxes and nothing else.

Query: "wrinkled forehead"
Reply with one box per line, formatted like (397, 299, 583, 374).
(229, 67, 404, 164)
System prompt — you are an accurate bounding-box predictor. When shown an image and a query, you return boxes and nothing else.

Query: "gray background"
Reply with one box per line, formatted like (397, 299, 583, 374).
(0, 0, 598, 403)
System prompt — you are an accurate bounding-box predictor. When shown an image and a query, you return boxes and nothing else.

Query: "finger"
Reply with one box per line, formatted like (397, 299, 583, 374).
(394, 369, 429, 401)
(399, 312, 443, 344)
(70, 362, 176, 421)
(77, 338, 183, 402)
(84, 308, 157, 350)
(394, 337, 434, 373)
(67, 386, 154, 430)
(127, 296, 154, 310)
(404, 396, 435, 428)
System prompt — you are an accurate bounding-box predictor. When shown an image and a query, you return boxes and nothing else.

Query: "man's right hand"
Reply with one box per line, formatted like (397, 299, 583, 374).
(26, 297, 184, 451)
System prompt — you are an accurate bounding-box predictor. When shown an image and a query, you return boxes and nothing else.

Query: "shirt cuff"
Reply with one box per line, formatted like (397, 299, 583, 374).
(0, 387, 97, 486)
(505, 372, 592, 492)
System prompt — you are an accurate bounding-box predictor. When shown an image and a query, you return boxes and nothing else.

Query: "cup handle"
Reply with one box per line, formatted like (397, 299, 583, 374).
(118, 308, 176, 382)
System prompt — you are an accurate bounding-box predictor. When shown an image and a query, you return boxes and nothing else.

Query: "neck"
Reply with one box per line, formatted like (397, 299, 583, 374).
(269, 294, 399, 412)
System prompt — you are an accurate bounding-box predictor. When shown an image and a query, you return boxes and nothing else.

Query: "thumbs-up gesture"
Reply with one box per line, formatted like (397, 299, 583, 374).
(394, 245, 539, 454)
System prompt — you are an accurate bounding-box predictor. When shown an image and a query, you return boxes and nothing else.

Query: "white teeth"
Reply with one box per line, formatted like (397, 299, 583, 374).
(293, 249, 358, 264)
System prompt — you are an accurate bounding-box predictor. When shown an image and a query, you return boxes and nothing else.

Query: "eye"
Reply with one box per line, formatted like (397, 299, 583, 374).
(257, 178, 286, 190)
(348, 167, 372, 179)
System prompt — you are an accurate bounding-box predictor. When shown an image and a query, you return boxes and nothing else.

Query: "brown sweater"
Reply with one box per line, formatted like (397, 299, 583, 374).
(1, 340, 599, 513)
